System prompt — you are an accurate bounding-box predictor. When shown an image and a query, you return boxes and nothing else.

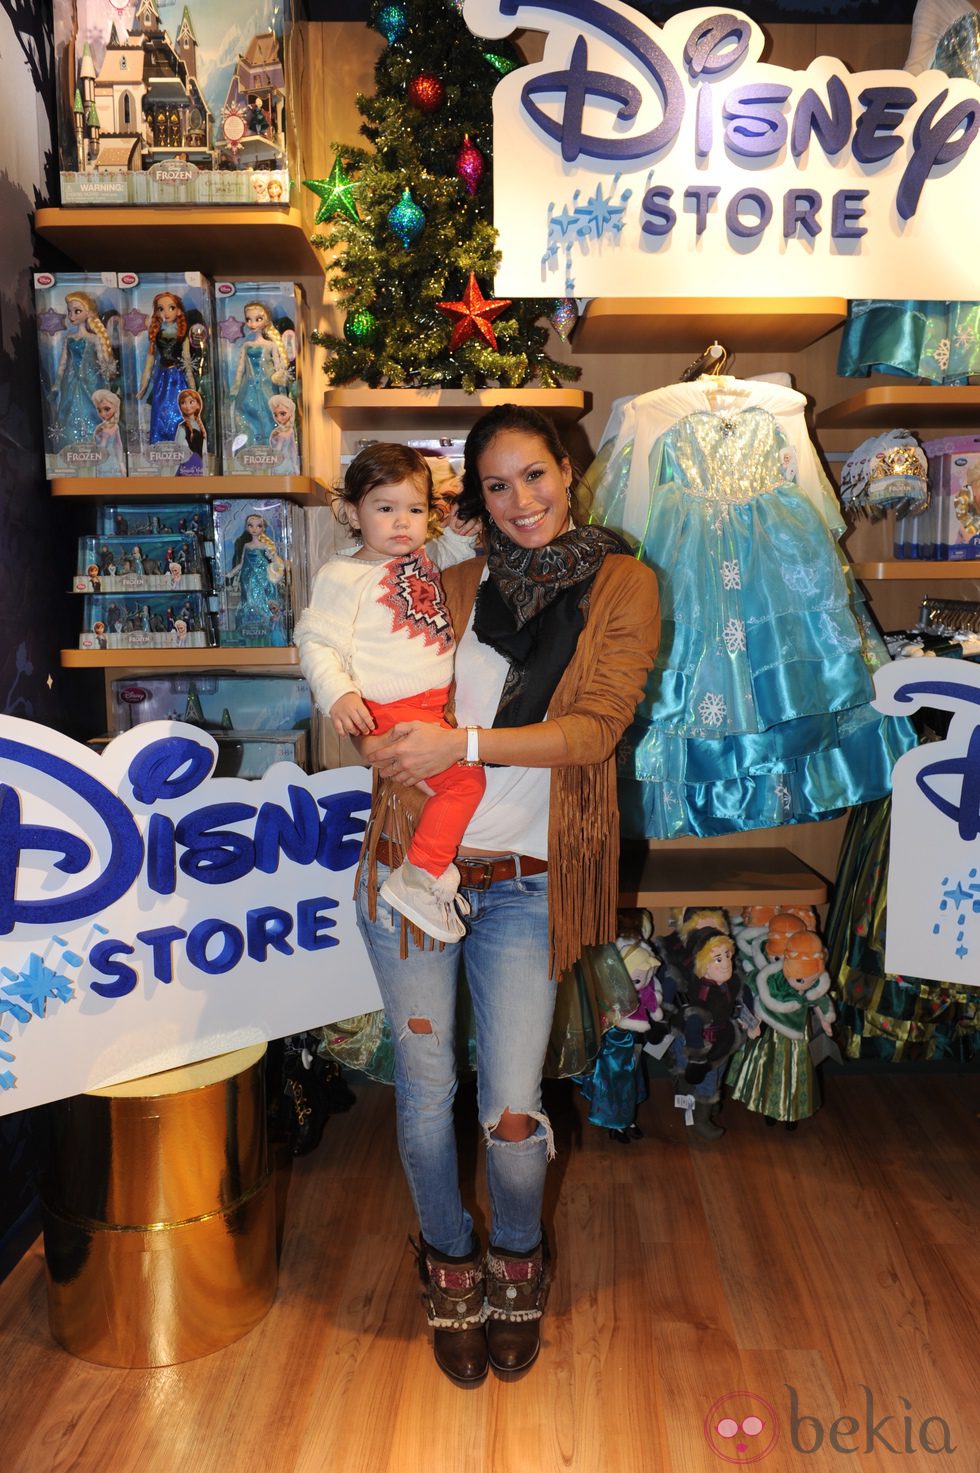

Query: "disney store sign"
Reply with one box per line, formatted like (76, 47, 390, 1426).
(874, 660, 980, 990)
(464, 0, 980, 297)
(0, 719, 379, 1115)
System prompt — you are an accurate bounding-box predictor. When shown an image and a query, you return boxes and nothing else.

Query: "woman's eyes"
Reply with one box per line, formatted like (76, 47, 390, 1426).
(487, 469, 544, 493)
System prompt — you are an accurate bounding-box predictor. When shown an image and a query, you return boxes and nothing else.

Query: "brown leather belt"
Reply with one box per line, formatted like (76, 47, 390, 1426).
(375, 836, 548, 891)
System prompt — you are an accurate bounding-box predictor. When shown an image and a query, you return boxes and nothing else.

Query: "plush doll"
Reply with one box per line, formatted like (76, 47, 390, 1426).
(575, 909, 664, 1142)
(668, 926, 758, 1141)
(614, 907, 664, 1035)
(727, 915, 836, 1130)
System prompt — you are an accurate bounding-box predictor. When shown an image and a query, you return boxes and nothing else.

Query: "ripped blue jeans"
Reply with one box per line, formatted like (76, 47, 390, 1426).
(356, 861, 557, 1257)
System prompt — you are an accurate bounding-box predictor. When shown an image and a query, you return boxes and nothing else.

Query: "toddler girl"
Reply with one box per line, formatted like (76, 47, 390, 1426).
(294, 443, 481, 943)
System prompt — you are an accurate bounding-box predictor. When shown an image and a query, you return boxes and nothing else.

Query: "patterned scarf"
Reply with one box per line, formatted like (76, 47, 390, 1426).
(473, 523, 631, 728)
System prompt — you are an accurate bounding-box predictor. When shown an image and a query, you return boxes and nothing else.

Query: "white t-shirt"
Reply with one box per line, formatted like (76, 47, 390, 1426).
(452, 569, 550, 859)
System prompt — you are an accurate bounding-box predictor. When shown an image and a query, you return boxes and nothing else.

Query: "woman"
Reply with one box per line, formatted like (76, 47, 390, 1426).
(352, 405, 660, 1384)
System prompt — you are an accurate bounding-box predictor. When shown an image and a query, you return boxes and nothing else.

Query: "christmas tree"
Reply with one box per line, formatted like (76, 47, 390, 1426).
(308, 0, 579, 391)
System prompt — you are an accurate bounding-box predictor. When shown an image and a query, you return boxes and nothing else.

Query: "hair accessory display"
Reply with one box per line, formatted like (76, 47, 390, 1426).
(840, 429, 930, 519)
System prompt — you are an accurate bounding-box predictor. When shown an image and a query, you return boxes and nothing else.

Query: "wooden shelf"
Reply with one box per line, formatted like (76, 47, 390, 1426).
(50, 474, 331, 503)
(619, 845, 828, 908)
(574, 298, 847, 354)
(322, 387, 591, 430)
(61, 647, 299, 670)
(852, 560, 980, 580)
(34, 205, 321, 276)
(817, 386, 980, 430)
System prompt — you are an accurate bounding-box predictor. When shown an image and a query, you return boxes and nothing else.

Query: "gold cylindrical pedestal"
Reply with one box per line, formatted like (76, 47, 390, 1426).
(39, 1044, 277, 1368)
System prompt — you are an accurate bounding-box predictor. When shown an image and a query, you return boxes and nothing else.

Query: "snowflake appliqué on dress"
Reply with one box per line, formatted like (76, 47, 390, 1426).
(698, 691, 728, 727)
(782, 564, 818, 596)
(722, 618, 746, 654)
(932, 338, 951, 373)
(955, 323, 978, 351)
(721, 559, 741, 590)
(774, 780, 793, 813)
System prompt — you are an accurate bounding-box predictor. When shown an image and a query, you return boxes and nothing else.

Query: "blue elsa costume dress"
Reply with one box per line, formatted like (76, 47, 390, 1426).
(589, 378, 916, 839)
(233, 340, 278, 446)
(146, 327, 190, 443)
(55, 334, 103, 448)
(236, 542, 286, 645)
(838, 1, 980, 384)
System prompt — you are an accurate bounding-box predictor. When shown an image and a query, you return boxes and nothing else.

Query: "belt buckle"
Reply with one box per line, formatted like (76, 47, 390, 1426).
(460, 858, 497, 891)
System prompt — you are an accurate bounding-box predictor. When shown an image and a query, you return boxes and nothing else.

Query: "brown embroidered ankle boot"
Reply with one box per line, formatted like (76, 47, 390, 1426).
(484, 1237, 549, 1373)
(414, 1235, 488, 1383)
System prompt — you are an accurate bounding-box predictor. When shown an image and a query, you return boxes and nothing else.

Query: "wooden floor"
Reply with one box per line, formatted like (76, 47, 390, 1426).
(1, 1071, 978, 1473)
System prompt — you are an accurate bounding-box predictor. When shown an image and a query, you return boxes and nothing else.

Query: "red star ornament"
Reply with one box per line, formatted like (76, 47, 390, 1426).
(437, 273, 511, 351)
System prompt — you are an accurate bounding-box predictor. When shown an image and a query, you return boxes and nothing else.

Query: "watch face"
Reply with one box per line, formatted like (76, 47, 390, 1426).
(223, 115, 247, 143)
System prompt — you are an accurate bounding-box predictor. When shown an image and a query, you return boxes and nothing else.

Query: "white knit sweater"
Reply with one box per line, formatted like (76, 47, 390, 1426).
(294, 529, 478, 715)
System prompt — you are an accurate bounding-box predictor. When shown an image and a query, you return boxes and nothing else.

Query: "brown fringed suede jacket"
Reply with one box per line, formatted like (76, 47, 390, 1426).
(360, 552, 660, 976)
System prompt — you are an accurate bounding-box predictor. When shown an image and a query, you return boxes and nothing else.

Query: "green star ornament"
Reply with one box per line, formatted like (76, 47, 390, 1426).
(304, 154, 361, 225)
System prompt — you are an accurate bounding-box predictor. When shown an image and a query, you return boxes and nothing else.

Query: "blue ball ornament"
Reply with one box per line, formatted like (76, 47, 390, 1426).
(375, 4, 408, 43)
(387, 188, 425, 249)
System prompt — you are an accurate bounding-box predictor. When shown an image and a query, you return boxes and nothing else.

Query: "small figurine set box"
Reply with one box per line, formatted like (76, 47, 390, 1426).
(74, 533, 209, 592)
(53, 0, 298, 207)
(79, 591, 213, 650)
(213, 281, 302, 476)
(35, 272, 124, 479)
(117, 271, 217, 476)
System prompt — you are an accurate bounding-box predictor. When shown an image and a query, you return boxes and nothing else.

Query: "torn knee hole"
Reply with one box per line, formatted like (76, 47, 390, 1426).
(407, 1017, 433, 1034)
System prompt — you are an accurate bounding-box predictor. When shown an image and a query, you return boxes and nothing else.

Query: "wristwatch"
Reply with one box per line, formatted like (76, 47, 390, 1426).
(458, 725, 483, 766)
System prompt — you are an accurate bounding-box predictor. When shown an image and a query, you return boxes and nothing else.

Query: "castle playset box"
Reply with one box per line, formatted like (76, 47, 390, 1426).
(53, 0, 299, 207)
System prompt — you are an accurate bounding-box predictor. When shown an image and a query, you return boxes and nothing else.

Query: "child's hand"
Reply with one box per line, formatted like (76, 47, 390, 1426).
(444, 495, 482, 540)
(330, 691, 376, 738)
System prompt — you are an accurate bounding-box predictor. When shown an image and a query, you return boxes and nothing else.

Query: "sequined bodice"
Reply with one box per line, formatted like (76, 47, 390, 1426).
(934, 12, 980, 79)
(660, 407, 794, 502)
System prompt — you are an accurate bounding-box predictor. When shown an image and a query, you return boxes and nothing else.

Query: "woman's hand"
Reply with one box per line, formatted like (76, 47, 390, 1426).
(368, 721, 465, 784)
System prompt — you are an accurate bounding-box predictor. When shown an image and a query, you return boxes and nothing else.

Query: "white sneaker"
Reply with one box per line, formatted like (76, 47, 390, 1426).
(380, 860, 470, 943)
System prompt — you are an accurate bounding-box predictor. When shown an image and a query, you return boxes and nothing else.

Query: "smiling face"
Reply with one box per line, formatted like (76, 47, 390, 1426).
(245, 514, 266, 540)
(348, 476, 430, 560)
(477, 429, 572, 549)
(66, 297, 89, 327)
(272, 399, 294, 427)
(156, 294, 179, 324)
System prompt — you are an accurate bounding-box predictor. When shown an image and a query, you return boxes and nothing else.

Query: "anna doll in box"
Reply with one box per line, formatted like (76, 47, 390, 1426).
(137, 292, 196, 445)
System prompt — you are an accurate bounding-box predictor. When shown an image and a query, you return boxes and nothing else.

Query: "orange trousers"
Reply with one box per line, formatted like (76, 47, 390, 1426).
(364, 685, 486, 877)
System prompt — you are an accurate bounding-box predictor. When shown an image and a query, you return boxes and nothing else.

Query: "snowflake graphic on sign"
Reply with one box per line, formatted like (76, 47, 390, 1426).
(543, 177, 632, 293)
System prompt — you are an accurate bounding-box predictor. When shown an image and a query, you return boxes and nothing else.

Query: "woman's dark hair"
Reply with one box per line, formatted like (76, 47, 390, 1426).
(457, 404, 570, 529)
(335, 441, 437, 540)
